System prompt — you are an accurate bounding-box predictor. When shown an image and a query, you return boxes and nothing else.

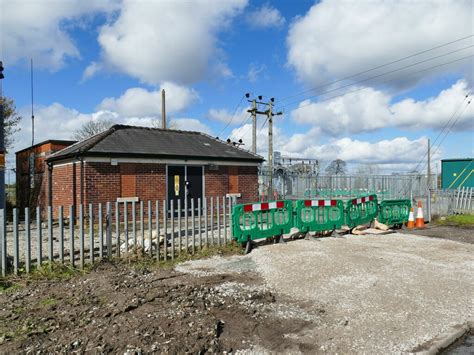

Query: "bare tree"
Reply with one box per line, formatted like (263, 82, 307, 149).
(72, 119, 115, 141)
(325, 159, 347, 175)
(0, 97, 22, 152)
(355, 163, 380, 175)
(151, 116, 178, 129)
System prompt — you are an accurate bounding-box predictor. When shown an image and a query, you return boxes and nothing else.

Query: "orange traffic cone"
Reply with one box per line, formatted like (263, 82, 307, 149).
(407, 207, 415, 229)
(415, 201, 425, 228)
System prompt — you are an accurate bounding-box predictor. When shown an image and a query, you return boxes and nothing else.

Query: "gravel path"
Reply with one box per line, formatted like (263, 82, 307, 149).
(179, 233, 474, 353)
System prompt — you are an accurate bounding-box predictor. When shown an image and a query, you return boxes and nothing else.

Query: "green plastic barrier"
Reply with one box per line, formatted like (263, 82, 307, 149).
(295, 198, 345, 232)
(378, 199, 411, 227)
(345, 195, 378, 228)
(232, 200, 293, 244)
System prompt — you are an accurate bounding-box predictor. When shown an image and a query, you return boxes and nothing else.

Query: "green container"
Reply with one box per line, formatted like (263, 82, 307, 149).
(378, 199, 411, 226)
(295, 198, 345, 233)
(345, 195, 378, 228)
(232, 200, 293, 244)
(441, 158, 474, 189)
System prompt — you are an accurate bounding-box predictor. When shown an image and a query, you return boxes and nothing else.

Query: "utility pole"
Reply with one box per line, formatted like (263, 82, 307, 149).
(427, 138, 431, 222)
(268, 101, 273, 198)
(266, 98, 282, 199)
(245, 94, 281, 199)
(161, 89, 166, 129)
(0, 61, 5, 211)
(250, 99, 257, 153)
(31, 59, 34, 146)
(427, 138, 431, 189)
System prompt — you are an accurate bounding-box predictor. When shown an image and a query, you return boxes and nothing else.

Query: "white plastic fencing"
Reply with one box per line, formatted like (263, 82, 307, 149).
(430, 187, 474, 216)
(0, 196, 236, 276)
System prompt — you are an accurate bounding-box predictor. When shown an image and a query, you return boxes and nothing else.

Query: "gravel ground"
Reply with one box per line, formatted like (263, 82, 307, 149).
(2, 231, 473, 353)
(178, 233, 474, 353)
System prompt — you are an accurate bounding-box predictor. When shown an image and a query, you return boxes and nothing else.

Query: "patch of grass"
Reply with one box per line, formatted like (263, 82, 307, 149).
(436, 214, 474, 227)
(27, 262, 92, 281)
(1, 243, 243, 291)
(0, 262, 92, 294)
(123, 242, 244, 272)
(0, 278, 22, 294)
(39, 297, 57, 307)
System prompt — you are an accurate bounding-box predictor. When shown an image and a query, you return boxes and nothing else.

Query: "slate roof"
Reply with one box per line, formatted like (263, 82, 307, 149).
(47, 125, 264, 163)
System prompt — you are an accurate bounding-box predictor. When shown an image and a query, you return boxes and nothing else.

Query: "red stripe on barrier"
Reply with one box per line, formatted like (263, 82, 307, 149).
(352, 199, 357, 205)
(318, 200, 325, 207)
(361, 197, 366, 203)
(331, 200, 337, 207)
(261, 202, 269, 211)
(369, 195, 374, 201)
(304, 200, 311, 207)
(243, 204, 252, 212)
(276, 201, 284, 209)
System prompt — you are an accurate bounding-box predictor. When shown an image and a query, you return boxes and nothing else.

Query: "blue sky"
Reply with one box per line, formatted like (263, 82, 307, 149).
(1, 0, 473, 175)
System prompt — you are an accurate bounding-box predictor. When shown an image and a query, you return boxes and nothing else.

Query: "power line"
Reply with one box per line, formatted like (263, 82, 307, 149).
(277, 34, 474, 105)
(232, 54, 473, 155)
(233, 114, 252, 141)
(277, 45, 473, 111)
(287, 54, 473, 114)
(410, 94, 470, 174)
(419, 98, 472, 173)
(217, 94, 246, 137)
(400, 96, 471, 196)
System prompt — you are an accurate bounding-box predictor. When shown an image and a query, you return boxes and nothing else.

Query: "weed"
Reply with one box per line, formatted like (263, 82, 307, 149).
(39, 297, 57, 307)
(436, 214, 474, 227)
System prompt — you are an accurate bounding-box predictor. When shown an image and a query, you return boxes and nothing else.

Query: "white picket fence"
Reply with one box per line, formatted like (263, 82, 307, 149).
(0, 196, 236, 276)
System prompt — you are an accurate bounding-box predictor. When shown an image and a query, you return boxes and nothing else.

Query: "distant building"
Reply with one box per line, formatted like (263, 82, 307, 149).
(18, 125, 263, 217)
(441, 158, 474, 189)
(15, 140, 76, 211)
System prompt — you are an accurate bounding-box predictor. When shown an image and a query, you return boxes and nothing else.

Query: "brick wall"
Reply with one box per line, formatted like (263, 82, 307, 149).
(237, 166, 259, 203)
(204, 165, 228, 198)
(45, 161, 259, 218)
(204, 165, 258, 204)
(16, 141, 74, 212)
(51, 163, 81, 218)
(135, 164, 166, 202)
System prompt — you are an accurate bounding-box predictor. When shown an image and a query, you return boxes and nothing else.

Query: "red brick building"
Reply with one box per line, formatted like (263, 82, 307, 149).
(15, 140, 76, 211)
(21, 125, 262, 216)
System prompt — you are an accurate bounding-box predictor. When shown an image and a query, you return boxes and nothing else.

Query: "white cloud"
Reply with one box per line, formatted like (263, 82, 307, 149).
(247, 63, 266, 83)
(81, 61, 103, 81)
(246, 4, 285, 29)
(287, 0, 473, 87)
(228, 121, 435, 170)
(172, 118, 213, 135)
(0, 0, 118, 70)
(14, 103, 118, 152)
(291, 79, 473, 135)
(98, 83, 199, 117)
(208, 107, 249, 125)
(12, 102, 212, 155)
(96, 0, 247, 84)
(301, 137, 430, 165)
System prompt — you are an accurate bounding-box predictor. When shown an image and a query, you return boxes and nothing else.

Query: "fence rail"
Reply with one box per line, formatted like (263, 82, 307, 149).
(260, 172, 438, 200)
(430, 187, 474, 216)
(1, 196, 235, 276)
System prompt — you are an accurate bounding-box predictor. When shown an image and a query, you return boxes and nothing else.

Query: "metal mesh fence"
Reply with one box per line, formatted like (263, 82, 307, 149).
(259, 170, 438, 201)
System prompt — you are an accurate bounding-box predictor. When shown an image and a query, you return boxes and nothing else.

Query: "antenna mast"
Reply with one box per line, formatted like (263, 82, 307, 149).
(31, 59, 34, 146)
